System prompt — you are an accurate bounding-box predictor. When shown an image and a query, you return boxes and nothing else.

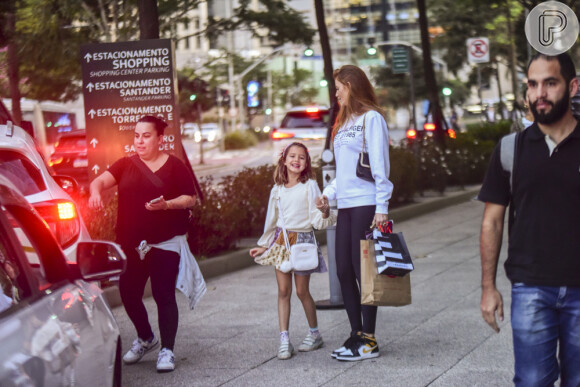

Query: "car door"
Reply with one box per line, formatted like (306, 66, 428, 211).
(0, 199, 116, 386)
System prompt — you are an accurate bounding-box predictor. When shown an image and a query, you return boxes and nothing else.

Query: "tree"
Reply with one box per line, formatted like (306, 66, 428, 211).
(371, 54, 428, 109)
(205, 0, 315, 47)
(1, 0, 316, 106)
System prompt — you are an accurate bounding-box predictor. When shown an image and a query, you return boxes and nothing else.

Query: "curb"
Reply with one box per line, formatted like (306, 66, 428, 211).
(103, 186, 480, 308)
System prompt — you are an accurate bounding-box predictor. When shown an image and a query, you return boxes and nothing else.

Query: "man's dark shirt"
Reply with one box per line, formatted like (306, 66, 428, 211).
(479, 121, 580, 286)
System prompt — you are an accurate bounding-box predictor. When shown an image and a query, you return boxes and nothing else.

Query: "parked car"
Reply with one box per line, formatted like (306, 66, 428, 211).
(405, 117, 456, 146)
(270, 106, 330, 160)
(181, 122, 199, 139)
(48, 130, 89, 192)
(0, 174, 126, 386)
(196, 123, 221, 143)
(0, 123, 92, 262)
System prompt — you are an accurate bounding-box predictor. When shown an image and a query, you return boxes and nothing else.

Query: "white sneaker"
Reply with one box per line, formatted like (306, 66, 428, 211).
(298, 333, 323, 352)
(123, 336, 159, 364)
(277, 341, 294, 360)
(157, 348, 175, 372)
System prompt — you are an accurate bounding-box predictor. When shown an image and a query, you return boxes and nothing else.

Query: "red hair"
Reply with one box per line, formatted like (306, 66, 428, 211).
(332, 65, 385, 138)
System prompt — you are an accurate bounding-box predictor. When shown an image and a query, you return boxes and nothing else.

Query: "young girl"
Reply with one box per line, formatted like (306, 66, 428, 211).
(249, 142, 336, 360)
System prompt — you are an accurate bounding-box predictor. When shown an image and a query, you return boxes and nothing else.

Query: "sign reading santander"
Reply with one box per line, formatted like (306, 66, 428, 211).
(80, 39, 181, 180)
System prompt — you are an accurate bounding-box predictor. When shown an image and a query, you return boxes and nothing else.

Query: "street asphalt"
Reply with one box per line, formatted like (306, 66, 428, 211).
(110, 186, 517, 386)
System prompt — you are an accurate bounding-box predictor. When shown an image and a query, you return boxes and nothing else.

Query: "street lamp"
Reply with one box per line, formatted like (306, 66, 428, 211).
(304, 47, 314, 57)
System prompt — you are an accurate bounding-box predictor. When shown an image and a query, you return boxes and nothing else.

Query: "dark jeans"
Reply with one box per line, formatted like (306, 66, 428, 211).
(511, 283, 580, 387)
(119, 246, 180, 351)
(335, 205, 378, 334)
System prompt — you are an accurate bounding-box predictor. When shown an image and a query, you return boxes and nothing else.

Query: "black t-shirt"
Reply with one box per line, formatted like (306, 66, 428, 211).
(478, 122, 580, 286)
(109, 154, 196, 248)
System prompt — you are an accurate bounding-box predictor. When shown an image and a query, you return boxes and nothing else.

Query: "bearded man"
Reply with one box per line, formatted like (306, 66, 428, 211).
(478, 53, 580, 387)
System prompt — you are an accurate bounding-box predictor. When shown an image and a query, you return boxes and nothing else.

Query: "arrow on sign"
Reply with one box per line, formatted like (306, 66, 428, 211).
(84, 53, 92, 63)
(92, 165, 100, 175)
(86, 82, 94, 92)
(90, 138, 98, 148)
(88, 109, 96, 118)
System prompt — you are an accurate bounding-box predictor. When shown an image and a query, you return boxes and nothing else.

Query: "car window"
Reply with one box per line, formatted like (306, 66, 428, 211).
(0, 151, 46, 195)
(0, 211, 33, 314)
(0, 101, 12, 125)
(0, 241, 24, 313)
(281, 112, 329, 128)
(2, 206, 51, 292)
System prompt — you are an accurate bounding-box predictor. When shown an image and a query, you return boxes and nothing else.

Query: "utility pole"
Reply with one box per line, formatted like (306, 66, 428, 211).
(315, 0, 342, 309)
(138, 0, 159, 39)
(417, 0, 446, 145)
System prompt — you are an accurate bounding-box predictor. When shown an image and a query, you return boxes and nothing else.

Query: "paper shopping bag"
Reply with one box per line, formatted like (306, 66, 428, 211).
(360, 239, 411, 307)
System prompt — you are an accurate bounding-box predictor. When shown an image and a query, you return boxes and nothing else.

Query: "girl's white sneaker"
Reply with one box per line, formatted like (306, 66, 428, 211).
(277, 341, 294, 360)
(298, 333, 324, 352)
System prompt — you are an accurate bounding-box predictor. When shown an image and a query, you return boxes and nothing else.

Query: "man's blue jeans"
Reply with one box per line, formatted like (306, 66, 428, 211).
(511, 284, 580, 387)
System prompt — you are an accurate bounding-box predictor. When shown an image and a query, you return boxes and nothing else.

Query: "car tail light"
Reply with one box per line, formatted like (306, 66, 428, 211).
(270, 129, 294, 140)
(448, 128, 456, 139)
(48, 156, 64, 167)
(424, 123, 436, 131)
(33, 200, 80, 249)
(406, 128, 417, 140)
(306, 107, 320, 113)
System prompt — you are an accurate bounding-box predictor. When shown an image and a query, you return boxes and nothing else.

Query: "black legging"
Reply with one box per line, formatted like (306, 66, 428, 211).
(119, 246, 180, 351)
(335, 205, 378, 334)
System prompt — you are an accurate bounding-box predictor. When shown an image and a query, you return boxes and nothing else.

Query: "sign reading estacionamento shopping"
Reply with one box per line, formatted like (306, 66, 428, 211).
(80, 39, 181, 180)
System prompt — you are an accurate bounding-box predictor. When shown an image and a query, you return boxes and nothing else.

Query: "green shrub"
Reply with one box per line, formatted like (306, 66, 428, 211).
(76, 191, 117, 241)
(187, 164, 275, 257)
(414, 138, 449, 194)
(445, 133, 495, 188)
(389, 146, 417, 205)
(465, 120, 511, 143)
(224, 130, 258, 150)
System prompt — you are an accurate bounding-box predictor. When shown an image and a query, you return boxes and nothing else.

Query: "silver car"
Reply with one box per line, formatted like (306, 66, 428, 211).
(0, 175, 126, 386)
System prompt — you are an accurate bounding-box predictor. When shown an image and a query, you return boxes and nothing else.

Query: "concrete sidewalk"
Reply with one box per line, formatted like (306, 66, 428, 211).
(112, 191, 516, 386)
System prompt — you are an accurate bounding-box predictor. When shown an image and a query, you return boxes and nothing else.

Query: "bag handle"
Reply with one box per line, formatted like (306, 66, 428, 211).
(130, 155, 165, 189)
(276, 194, 317, 252)
(276, 197, 291, 251)
(361, 113, 368, 153)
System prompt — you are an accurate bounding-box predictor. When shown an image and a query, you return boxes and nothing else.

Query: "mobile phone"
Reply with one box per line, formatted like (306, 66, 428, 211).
(149, 196, 162, 204)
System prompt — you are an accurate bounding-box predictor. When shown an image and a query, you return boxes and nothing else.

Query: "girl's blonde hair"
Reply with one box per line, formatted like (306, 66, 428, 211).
(273, 142, 313, 185)
(332, 65, 385, 138)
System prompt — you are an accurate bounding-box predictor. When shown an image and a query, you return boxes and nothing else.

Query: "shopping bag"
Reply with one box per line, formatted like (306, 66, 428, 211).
(360, 239, 411, 307)
(372, 229, 414, 276)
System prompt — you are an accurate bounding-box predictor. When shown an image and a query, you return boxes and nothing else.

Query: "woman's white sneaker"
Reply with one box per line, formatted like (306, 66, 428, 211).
(123, 335, 159, 364)
(156, 348, 175, 372)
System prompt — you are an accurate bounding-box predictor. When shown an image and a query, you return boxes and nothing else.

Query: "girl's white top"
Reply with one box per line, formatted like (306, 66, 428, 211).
(322, 110, 393, 214)
(257, 179, 337, 248)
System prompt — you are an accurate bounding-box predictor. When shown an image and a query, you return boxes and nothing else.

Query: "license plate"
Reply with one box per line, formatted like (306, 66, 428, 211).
(73, 159, 88, 168)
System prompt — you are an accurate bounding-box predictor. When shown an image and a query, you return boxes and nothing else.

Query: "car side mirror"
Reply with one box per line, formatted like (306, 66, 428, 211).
(76, 241, 126, 280)
(52, 175, 79, 195)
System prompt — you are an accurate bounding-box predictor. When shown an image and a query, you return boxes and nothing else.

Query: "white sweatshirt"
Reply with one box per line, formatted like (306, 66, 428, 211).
(257, 180, 337, 248)
(322, 110, 393, 214)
